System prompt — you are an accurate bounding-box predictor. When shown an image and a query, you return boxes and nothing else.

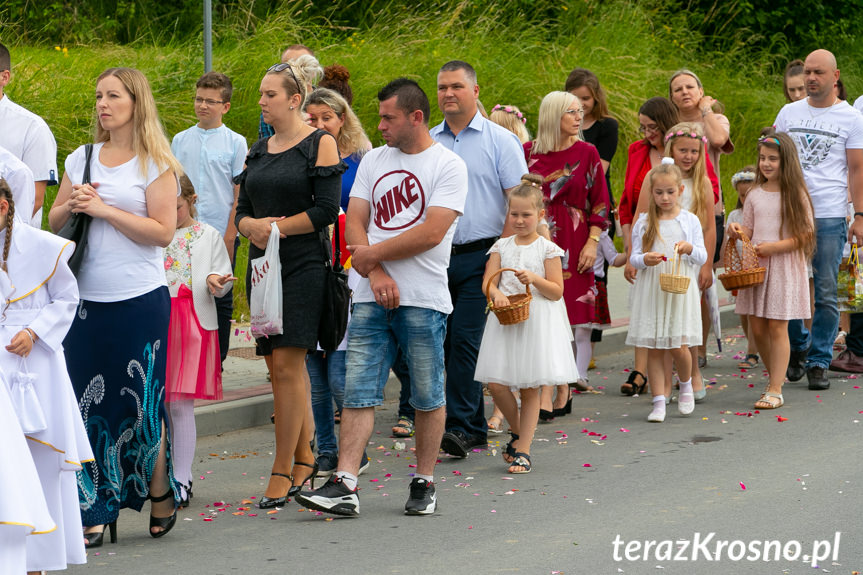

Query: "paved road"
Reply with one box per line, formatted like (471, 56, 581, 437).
(67, 326, 862, 575)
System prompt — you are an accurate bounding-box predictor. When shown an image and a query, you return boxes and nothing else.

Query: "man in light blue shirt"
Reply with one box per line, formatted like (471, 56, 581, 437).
(172, 72, 248, 365)
(430, 60, 527, 457)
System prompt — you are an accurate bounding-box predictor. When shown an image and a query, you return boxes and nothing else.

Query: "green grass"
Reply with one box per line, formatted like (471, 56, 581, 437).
(9, 0, 863, 317)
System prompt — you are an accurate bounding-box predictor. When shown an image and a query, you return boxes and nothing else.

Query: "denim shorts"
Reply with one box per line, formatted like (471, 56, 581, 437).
(344, 303, 447, 411)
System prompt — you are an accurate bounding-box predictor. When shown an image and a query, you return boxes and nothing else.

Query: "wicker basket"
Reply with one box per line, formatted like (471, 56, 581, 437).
(484, 267, 532, 325)
(718, 234, 766, 291)
(659, 244, 691, 294)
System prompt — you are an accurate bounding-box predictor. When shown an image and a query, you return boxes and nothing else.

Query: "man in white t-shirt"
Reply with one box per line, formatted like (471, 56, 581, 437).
(296, 78, 467, 517)
(774, 49, 863, 390)
(0, 145, 36, 224)
(0, 43, 58, 228)
(172, 71, 248, 365)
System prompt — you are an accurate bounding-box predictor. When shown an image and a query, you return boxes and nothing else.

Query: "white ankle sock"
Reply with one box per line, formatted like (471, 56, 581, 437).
(415, 473, 434, 483)
(679, 379, 693, 395)
(649, 395, 667, 422)
(335, 471, 358, 490)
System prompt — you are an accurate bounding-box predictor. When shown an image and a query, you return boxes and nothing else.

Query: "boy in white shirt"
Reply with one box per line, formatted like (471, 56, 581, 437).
(172, 72, 248, 365)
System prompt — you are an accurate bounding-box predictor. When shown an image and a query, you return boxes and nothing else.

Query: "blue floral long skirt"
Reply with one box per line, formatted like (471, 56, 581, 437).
(66, 286, 178, 526)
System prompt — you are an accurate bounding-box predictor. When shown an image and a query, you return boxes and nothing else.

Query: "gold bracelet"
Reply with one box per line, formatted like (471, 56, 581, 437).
(589, 234, 600, 242)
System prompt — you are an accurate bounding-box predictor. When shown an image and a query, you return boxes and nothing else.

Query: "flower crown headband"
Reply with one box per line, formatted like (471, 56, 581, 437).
(492, 104, 527, 125)
(665, 130, 709, 144)
(731, 171, 756, 186)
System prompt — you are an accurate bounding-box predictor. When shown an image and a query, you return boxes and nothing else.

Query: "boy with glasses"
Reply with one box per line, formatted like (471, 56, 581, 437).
(171, 72, 248, 367)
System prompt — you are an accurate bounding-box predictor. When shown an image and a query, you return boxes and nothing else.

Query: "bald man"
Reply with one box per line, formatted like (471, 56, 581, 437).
(774, 49, 863, 389)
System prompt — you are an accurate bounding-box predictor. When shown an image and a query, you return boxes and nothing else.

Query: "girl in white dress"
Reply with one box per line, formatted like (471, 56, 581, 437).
(627, 161, 707, 422)
(0, 259, 54, 575)
(0, 179, 93, 571)
(475, 174, 578, 474)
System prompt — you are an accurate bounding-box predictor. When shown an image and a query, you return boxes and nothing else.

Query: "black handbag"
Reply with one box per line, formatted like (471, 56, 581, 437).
(56, 143, 94, 276)
(317, 214, 351, 351)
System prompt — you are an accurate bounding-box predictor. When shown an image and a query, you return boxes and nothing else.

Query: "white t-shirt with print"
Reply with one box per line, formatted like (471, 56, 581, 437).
(64, 143, 173, 302)
(349, 142, 467, 314)
(774, 99, 863, 218)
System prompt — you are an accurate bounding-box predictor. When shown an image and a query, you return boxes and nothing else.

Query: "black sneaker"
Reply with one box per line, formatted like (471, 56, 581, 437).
(786, 349, 807, 382)
(807, 366, 830, 390)
(358, 450, 370, 475)
(295, 476, 359, 516)
(404, 478, 436, 515)
(316, 452, 338, 479)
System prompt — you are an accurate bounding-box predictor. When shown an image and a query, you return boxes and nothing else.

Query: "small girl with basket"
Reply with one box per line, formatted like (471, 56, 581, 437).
(627, 160, 707, 422)
(474, 174, 579, 473)
(728, 132, 814, 410)
(163, 176, 235, 504)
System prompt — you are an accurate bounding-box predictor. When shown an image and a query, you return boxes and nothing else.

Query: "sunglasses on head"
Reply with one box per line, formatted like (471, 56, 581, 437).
(267, 63, 303, 95)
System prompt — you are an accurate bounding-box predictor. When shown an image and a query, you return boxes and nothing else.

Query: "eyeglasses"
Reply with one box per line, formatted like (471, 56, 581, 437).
(194, 97, 224, 106)
(638, 123, 659, 134)
(564, 108, 585, 117)
(267, 62, 303, 96)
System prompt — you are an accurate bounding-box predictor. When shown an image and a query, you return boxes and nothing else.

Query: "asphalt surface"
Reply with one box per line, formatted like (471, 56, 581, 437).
(67, 324, 863, 575)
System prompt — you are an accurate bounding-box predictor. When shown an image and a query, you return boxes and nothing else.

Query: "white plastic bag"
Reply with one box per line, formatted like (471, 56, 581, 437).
(249, 222, 283, 338)
(9, 356, 47, 434)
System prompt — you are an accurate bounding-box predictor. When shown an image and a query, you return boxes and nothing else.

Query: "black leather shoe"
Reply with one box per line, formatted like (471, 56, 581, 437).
(464, 433, 488, 451)
(440, 430, 469, 458)
(807, 366, 830, 390)
(786, 349, 807, 382)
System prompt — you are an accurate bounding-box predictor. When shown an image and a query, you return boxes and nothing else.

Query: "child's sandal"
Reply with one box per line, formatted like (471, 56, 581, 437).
(507, 452, 531, 474)
(503, 432, 519, 464)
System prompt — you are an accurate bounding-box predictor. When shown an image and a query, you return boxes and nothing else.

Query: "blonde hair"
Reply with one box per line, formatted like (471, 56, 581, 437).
(291, 54, 324, 89)
(531, 91, 579, 155)
(490, 104, 531, 144)
(642, 163, 683, 252)
(304, 88, 371, 158)
(663, 121, 711, 228)
(95, 67, 183, 180)
(508, 173, 545, 212)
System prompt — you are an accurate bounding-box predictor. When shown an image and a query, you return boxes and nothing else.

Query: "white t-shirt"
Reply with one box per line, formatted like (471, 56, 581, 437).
(171, 124, 248, 236)
(64, 143, 172, 302)
(774, 99, 863, 218)
(0, 145, 36, 225)
(854, 97, 863, 114)
(349, 143, 467, 314)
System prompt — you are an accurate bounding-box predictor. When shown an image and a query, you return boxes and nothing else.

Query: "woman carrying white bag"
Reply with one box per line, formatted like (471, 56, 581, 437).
(234, 60, 344, 508)
(249, 221, 283, 338)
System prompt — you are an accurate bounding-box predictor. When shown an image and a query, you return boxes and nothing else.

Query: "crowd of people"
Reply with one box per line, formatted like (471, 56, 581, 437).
(1, 39, 862, 572)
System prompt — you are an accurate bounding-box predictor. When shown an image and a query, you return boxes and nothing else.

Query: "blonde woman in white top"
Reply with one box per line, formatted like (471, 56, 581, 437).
(48, 67, 183, 546)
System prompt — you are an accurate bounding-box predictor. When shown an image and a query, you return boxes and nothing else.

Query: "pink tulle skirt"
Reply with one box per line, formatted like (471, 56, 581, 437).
(166, 284, 222, 401)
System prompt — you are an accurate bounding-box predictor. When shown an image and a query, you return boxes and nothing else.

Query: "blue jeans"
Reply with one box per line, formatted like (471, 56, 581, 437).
(344, 303, 447, 410)
(788, 217, 846, 368)
(306, 350, 346, 456)
(392, 348, 415, 420)
(444, 250, 489, 438)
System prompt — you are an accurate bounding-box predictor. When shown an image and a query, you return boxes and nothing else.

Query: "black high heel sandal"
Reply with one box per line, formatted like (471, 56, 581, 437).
(288, 461, 319, 497)
(553, 396, 573, 417)
(258, 472, 292, 509)
(149, 489, 177, 539)
(84, 521, 117, 548)
(538, 409, 555, 423)
(621, 370, 648, 396)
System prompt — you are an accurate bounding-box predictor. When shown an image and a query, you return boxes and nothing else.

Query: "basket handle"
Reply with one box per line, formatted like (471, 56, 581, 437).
(672, 243, 681, 275)
(723, 233, 759, 272)
(484, 267, 531, 305)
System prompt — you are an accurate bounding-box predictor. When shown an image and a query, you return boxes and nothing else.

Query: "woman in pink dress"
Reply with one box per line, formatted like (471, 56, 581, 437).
(524, 91, 609, 414)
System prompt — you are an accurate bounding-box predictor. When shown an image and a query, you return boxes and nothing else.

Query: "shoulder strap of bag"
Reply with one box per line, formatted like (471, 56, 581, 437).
(83, 143, 94, 185)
